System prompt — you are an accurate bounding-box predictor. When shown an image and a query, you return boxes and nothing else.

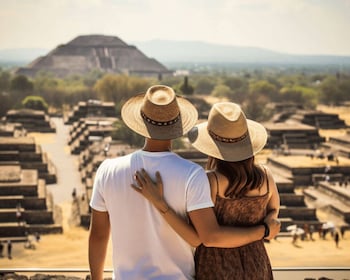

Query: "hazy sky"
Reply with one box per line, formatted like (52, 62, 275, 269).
(1, 0, 349, 55)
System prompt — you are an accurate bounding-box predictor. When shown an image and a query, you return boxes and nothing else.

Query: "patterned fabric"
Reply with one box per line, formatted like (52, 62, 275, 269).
(194, 178, 273, 280)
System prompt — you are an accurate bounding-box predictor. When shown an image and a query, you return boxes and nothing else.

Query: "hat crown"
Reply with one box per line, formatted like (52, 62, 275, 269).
(208, 103, 249, 140)
(121, 84, 198, 140)
(142, 85, 180, 122)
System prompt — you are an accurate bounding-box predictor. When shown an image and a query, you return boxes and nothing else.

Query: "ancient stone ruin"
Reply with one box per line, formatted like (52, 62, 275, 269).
(0, 137, 57, 184)
(0, 165, 62, 240)
(3, 109, 56, 133)
(264, 121, 325, 150)
(15, 34, 172, 78)
(67, 117, 118, 155)
(64, 100, 116, 125)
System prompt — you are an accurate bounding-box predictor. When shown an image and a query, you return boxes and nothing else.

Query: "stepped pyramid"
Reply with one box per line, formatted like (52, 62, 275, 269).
(15, 34, 172, 78)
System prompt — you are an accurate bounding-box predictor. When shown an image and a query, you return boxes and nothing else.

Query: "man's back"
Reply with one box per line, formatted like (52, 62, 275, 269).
(90, 150, 212, 280)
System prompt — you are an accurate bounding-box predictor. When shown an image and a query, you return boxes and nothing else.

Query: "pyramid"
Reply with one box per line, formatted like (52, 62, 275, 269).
(15, 34, 172, 78)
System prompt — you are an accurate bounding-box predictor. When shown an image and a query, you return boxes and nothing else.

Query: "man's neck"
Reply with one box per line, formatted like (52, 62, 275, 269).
(142, 138, 172, 152)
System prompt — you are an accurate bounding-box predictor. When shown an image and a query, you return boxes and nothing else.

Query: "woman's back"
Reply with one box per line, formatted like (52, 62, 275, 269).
(194, 168, 274, 280)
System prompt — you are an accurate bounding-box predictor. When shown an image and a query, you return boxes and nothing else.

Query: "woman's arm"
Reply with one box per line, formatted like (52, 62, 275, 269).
(265, 167, 280, 221)
(131, 169, 281, 248)
(131, 169, 201, 247)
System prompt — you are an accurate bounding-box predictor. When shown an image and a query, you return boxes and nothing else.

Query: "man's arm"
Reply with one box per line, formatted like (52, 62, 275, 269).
(189, 208, 280, 247)
(89, 209, 110, 280)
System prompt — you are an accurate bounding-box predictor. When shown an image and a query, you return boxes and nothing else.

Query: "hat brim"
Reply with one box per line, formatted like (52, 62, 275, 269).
(188, 119, 267, 161)
(121, 93, 198, 140)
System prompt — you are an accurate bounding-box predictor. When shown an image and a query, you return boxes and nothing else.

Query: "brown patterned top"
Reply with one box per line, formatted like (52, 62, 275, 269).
(194, 171, 273, 280)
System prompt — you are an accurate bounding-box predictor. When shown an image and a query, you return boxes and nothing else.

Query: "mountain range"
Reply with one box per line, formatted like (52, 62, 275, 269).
(1, 40, 350, 66)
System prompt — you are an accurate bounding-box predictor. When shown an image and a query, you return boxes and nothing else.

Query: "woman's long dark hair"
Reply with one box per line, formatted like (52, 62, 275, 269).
(206, 156, 265, 198)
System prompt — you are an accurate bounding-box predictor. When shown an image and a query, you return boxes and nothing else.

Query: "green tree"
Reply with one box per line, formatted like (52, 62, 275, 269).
(179, 76, 194, 95)
(249, 80, 277, 100)
(194, 77, 216, 95)
(21, 95, 49, 112)
(212, 84, 234, 99)
(10, 75, 34, 92)
(338, 77, 350, 103)
(9, 75, 34, 108)
(111, 120, 144, 147)
(0, 69, 11, 91)
(94, 74, 151, 107)
(280, 86, 319, 109)
(223, 76, 245, 90)
(223, 76, 248, 103)
(319, 76, 342, 105)
(279, 87, 303, 104)
(243, 93, 271, 122)
(0, 91, 11, 117)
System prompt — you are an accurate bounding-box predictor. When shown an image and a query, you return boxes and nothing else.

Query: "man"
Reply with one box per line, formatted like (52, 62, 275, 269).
(89, 85, 280, 280)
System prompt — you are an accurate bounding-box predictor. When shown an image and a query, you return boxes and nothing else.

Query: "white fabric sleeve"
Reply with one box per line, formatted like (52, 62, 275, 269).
(89, 159, 109, 212)
(186, 168, 214, 212)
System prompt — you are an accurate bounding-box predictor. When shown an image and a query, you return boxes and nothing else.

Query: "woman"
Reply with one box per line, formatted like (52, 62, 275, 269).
(132, 102, 280, 279)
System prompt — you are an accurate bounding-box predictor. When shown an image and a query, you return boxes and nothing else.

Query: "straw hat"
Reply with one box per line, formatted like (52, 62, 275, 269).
(188, 102, 267, 161)
(121, 85, 198, 140)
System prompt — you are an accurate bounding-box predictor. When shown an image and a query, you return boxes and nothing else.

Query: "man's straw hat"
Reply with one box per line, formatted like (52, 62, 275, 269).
(121, 85, 198, 140)
(188, 102, 267, 161)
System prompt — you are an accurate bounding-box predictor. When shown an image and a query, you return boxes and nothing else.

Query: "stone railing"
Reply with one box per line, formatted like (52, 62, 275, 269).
(1, 267, 350, 280)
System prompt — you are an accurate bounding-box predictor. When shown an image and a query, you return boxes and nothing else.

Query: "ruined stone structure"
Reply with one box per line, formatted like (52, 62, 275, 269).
(304, 181, 350, 225)
(0, 165, 62, 239)
(15, 34, 172, 78)
(67, 117, 118, 155)
(296, 110, 348, 129)
(0, 137, 57, 184)
(322, 130, 350, 158)
(303, 129, 350, 229)
(264, 121, 325, 149)
(267, 152, 350, 230)
(64, 100, 116, 125)
(3, 109, 56, 133)
(0, 123, 26, 137)
(272, 108, 348, 129)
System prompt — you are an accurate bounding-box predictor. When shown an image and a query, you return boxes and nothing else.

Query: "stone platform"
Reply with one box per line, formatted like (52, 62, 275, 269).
(3, 109, 56, 133)
(67, 117, 117, 155)
(264, 121, 325, 149)
(64, 100, 116, 125)
(0, 165, 62, 239)
(0, 137, 57, 184)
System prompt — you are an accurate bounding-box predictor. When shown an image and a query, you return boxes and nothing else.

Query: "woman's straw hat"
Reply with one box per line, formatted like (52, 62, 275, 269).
(121, 85, 198, 140)
(188, 102, 267, 161)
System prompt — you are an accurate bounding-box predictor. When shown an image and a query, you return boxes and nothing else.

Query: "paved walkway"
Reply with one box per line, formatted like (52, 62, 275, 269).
(29, 117, 84, 204)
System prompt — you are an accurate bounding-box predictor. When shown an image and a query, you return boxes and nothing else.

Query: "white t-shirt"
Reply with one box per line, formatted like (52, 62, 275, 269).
(90, 150, 213, 280)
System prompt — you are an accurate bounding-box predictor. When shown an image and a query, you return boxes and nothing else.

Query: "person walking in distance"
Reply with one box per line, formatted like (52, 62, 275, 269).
(133, 102, 280, 280)
(89, 86, 280, 280)
(7, 240, 12, 259)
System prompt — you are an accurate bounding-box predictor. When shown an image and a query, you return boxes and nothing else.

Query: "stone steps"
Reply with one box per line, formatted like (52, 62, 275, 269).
(0, 196, 47, 210)
(0, 209, 54, 224)
(279, 206, 317, 221)
(0, 223, 63, 238)
(303, 187, 350, 223)
(280, 193, 306, 207)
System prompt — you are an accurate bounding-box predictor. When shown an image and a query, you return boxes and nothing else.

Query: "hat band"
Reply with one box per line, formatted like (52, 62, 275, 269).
(208, 129, 249, 143)
(141, 111, 180, 126)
